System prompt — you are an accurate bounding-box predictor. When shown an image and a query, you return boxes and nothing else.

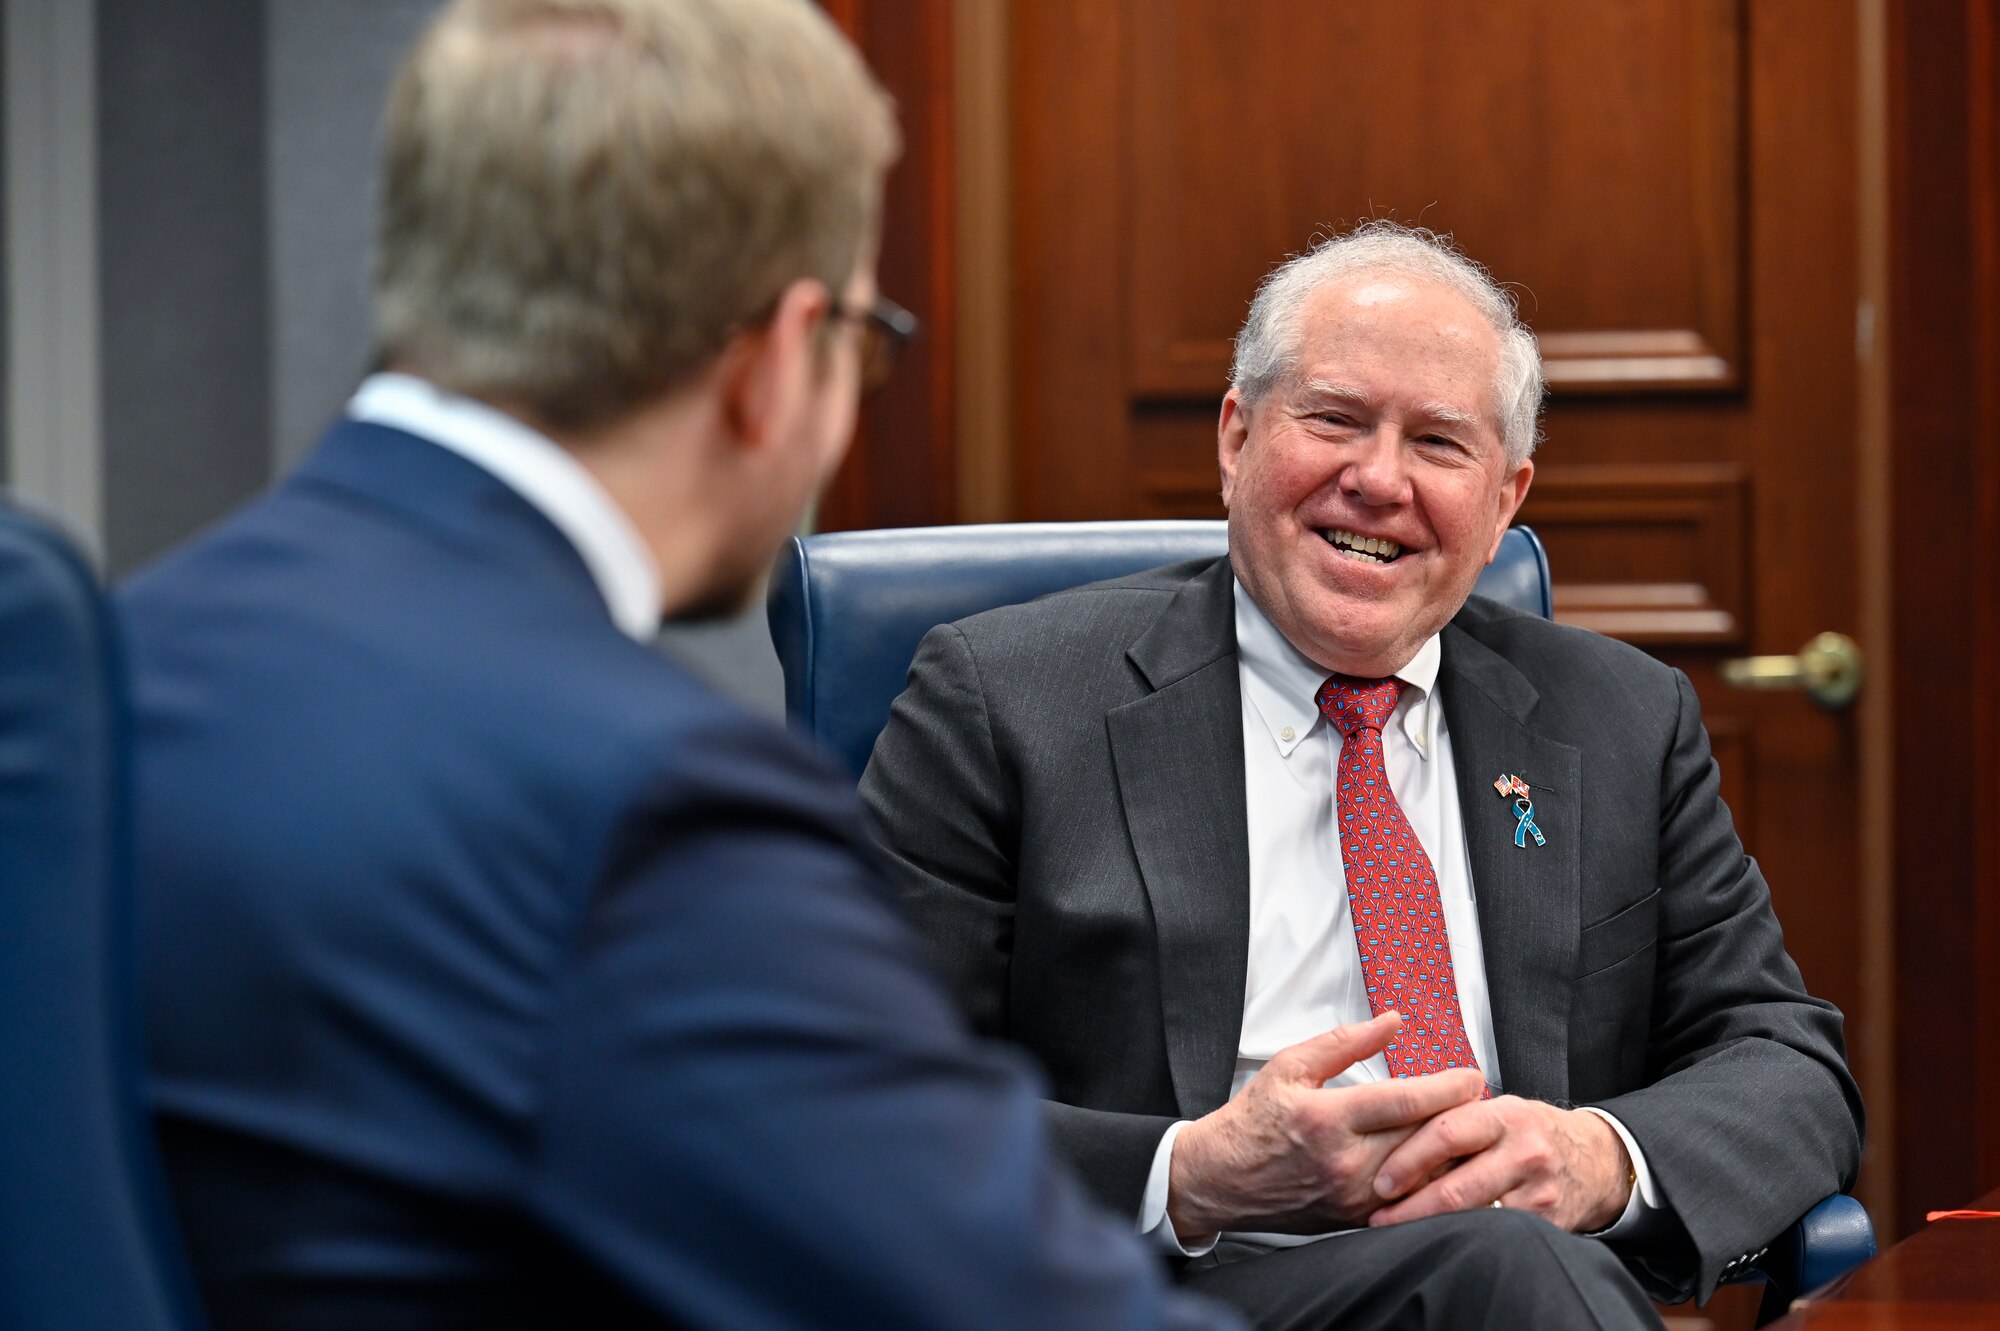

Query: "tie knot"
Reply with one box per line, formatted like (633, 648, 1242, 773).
(1315, 674, 1403, 736)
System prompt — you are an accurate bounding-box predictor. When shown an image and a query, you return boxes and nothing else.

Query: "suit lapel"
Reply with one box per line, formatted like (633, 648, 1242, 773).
(1439, 622, 1581, 1105)
(1107, 560, 1249, 1118)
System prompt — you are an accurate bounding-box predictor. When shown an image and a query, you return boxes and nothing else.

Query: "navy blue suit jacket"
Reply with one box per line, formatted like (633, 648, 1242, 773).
(120, 421, 1230, 1330)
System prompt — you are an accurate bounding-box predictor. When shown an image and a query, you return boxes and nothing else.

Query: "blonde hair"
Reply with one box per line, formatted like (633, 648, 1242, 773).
(374, 0, 898, 431)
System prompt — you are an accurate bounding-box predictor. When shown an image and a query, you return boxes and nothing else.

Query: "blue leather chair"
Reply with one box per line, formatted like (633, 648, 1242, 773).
(772, 520, 1545, 780)
(768, 518, 1874, 1322)
(0, 505, 206, 1331)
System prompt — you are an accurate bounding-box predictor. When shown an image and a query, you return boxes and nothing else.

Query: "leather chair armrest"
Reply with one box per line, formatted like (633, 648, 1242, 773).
(1719, 1193, 1875, 1326)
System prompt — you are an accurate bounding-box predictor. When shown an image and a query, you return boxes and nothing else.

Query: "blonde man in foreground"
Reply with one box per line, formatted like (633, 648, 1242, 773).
(120, 3, 1238, 1327)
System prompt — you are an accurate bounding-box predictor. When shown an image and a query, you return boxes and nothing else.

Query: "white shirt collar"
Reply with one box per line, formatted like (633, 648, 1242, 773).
(346, 373, 663, 642)
(1233, 577, 1441, 759)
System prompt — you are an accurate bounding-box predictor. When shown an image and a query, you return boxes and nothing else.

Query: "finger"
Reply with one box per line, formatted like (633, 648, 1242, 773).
(1369, 1150, 1523, 1227)
(1371, 1099, 1504, 1198)
(1264, 1012, 1402, 1086)
(1333, 1066, 1487, 1134)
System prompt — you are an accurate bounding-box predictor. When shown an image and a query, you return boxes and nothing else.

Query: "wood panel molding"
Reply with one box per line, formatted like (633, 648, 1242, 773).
(1519, 462, 1749, 645)
(1011, 0, 1133, 519)
(1137, 474, 1224, 519)
(816, 0, 958, 531)
(1975, 0, 2000, 1200)
(1122, 0, 1748, 402)
(951, 0, 1013, 523)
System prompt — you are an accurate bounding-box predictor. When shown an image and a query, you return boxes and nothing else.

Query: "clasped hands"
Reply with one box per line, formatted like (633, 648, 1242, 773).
(1166, 1011, 1631, 1242)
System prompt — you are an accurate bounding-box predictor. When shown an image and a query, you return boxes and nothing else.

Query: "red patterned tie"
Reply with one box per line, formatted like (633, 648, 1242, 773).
(1315, 675, 1483, 1082)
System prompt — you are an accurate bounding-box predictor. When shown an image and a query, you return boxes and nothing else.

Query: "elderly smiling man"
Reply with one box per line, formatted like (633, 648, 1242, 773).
(860, 222, 1862, 1331)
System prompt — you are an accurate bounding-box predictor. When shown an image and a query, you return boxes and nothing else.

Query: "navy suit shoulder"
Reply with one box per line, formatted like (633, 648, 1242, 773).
(123, 423, 1233, 1331)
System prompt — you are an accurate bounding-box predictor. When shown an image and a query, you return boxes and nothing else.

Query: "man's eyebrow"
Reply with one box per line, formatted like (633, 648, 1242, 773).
(1413, 402, 1482, 431)
(1293, 379, 1370, 407)
(1292, 381, 1484, 432)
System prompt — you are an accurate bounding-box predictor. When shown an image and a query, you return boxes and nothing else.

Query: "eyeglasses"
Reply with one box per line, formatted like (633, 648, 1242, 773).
(827, 294, 920, 393)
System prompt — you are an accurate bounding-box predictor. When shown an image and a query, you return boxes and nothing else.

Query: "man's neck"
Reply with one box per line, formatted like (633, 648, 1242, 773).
(537, 394, 739, 617)
(401, 368, 746, 625)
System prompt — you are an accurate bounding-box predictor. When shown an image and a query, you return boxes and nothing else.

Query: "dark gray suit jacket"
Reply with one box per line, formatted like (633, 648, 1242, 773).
(860, 556, 1862, 1301)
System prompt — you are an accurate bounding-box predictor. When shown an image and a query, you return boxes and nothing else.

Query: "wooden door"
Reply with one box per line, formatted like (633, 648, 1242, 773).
(1879, 0, 2000, 1245)
(1005, 0, 1878, 1278)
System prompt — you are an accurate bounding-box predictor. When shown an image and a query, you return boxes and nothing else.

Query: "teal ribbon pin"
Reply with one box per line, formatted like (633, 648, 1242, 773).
(1512, 797, 1545, 848)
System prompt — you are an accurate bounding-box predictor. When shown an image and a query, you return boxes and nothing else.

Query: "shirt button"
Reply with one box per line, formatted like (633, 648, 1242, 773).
(1280, 725, 1296, 743)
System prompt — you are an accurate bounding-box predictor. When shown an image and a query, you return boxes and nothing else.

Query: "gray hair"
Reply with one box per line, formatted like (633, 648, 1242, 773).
(1228, 221, 1545, 464)
(374, 0, 898, 432)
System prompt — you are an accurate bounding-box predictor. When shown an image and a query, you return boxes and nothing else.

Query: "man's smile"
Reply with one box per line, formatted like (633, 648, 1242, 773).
(1319, 527, 1407, 566)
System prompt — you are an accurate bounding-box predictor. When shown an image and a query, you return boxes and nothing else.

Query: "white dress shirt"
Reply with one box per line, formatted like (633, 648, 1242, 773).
(1137, 581, 1661, 1253)
(346, 373, 663, 643)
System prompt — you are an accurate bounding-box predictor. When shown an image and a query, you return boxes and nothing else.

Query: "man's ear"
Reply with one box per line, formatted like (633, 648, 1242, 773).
(1217, 389, 1250, 509)
(1486, 457, 1535, 561)
(717, 278, 831, 452)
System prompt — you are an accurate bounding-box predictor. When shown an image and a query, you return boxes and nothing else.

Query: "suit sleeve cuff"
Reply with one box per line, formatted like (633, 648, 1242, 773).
(1578, 1106, 1670, 1239)
(1137, 1120, 1218, 1257)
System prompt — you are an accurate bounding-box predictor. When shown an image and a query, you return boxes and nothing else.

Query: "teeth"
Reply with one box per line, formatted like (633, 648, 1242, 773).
(1322, 528, 1402, 563)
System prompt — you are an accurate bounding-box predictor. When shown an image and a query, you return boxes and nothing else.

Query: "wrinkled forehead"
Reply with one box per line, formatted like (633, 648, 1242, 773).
(1293, 273, 1503, 371)
(1282, 273, 1506, 423)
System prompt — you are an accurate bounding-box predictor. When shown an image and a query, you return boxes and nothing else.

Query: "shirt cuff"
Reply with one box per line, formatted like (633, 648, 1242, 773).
(1577, 1106, 1667, 1238)
(1136, 1120, 1218, 1257)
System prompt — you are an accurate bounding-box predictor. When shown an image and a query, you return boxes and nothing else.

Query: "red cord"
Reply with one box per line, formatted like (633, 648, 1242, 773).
(1925, 1209, 2000, 1220)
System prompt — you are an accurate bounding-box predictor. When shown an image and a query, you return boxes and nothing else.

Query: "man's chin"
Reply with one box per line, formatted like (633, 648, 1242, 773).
(1294, 609, 1433, 679)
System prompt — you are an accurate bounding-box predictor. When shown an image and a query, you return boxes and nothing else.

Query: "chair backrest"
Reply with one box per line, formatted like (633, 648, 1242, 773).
(768, 520, 1551, 779)
(0, 505, 206, 1331)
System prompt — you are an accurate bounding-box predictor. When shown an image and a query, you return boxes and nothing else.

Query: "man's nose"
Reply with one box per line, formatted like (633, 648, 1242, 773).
(1341, 430, 1414, 506)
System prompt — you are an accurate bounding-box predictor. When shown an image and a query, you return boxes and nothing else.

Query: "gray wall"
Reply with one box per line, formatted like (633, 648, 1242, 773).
(97, 0, 270, 573)
(266, 0, 434, 470)
(93, 0, 426, 570)
(653, 594, 787, 721)
(5, 0, 104, 548)
(1, 4, 9, 486)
